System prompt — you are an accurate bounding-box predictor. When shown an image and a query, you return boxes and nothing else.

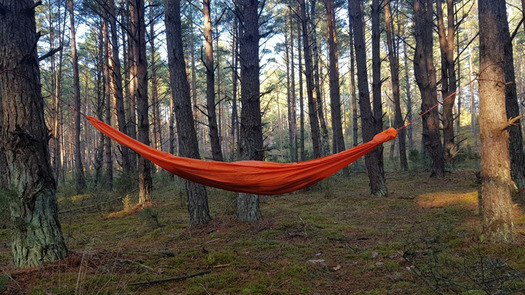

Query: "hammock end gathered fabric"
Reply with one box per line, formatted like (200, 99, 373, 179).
(85, 116, 397, 195)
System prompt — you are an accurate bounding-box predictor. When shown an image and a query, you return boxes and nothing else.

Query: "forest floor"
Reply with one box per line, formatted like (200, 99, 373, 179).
(1, 163, 525, 294)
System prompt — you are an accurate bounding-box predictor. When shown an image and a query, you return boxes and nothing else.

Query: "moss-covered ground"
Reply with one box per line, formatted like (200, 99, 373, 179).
(1, 166, 524, 294)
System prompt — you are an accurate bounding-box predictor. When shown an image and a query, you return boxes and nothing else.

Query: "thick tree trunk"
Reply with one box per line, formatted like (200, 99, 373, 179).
(130, 0, 152, 204)
(123, 3, 137, 172)
(107, 0, 131, 174)
(384, 0, 408, 170)
(203, 0, 224, 161)
(413, 0, 445, 177)
(324, 0, 345, 157)
(67, 0, 86, 192)
(478, 0, 515, 243)
(349, 0, 387, 196)
(165, 0, 211, 226)
(236, 0, 263, 222)
(299, 0, 321, 159)
(0, 0, 68, 267)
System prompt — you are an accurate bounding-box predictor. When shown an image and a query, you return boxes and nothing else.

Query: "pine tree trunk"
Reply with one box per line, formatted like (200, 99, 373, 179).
(501, 3, 525, 189)
(349, 0, 388, 196)
(299, 0, 321, 159)
(236, 0, 263, 222)
(289, 12, 298, 162)
(165, 0, 211, 226)
(297, 20, 305, 161)
(68, 0, 86, 192)
(0, 90, 6, 190)
(129, 0, 152, 204)
(0, 0, 68, 267)
(203, 0, 224, 161)
(413, 0, 445, 177)
(384, 0, 408, 170)
(124, 3, 137, 172)
(107, 0, 131, 174)
(478, 0, 515, 243)
(436, 0, 457, 164)
(324, 0, 345, 158)
(403, 42, 414, 151)
(231, 18, 239, 161)
(347, 10, 358, 148)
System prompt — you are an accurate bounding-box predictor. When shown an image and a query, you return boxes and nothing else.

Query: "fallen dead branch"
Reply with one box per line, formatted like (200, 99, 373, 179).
(128, 270, 211, 287)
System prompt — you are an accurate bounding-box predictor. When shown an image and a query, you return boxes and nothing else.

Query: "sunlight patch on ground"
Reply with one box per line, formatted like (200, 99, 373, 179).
(416, 191, 479, 209)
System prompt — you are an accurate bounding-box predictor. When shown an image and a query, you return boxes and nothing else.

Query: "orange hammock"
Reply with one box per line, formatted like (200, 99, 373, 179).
(87, 116, 397, 195)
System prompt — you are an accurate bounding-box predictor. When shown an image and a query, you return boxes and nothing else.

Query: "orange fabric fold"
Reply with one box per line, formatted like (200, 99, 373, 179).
(87, 116, 397, 195)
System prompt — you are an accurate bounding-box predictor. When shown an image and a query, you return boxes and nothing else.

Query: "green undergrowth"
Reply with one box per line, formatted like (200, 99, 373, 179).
(1, 169, 524, 294)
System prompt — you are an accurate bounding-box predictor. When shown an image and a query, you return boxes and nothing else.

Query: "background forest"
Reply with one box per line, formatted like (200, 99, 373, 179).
(0, 0, 525, 293)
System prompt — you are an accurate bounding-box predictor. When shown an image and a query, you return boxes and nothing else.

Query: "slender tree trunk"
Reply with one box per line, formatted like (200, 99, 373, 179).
(130, 0, 152, 204)
(403, 41, 414, 151)
(236, 0, 263, 222)
(385, 0, 408, 170)
(324, 0, 345, 158)
(104, 16, 114, 190)
(124, 3, 137, 172)
(107, 0, 131, 173)
(231, 18, 239, 161)
(347, 10, 358, 148)
(436, 0, 457, 163)
(68, 0, 86, 191)
(478, 0, 515, 243)
(297, 19, 305, 161)
(94, 17, 107, 188)
(413, 0, 445, 177)
(349, 0, 388, 196)
(468, 41, 477, 146)
(299, 0, 321, 159)
(0, 0, 68, 267)
(203, 0, 224, 161)
(169, 91, 176, 181)
(165, 0, 212, 226)
(289, 11, 298, 162)
(310, 2, 329, 156)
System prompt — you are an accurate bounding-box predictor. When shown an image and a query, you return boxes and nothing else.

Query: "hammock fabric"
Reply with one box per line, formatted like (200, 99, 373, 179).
(87, 116, 397, 195)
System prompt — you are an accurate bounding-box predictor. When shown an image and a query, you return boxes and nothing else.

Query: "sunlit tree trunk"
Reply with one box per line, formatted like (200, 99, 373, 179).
(349, 0, 387, 196)
(130, 0, 152, 204)
(413, 0, 445, 177)
(67, 0, 86, 191)
(297, 19, 305, 161)
(107, 0, 131, 174)
(0, 0, 68, 267)
(478, 0, 515, 243)
(385, 0, 408, 170)
(165, 0, 211, 226)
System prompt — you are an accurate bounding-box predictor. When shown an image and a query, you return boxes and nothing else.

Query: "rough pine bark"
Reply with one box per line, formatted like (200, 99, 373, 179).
(478, 0, 515, 243)
(347, 10, 358, 147)
(323, 0, 345, 156)
(349, 0, 387, 196)
(297, 20, 305, 161)
(288, 12, 298, 162)
(299, 0, 321, 159)
(0, 90, 6, 190)
(0, 0, 68, 267)
(500, 1, 525, 189)
(130, 0, 153, 204)
(413, 0, 445, 177)
(165, 0, 211, 226)
(384, 0, 408, 170)
(203, 0, 224, 161)
(67, 0, 86, 192)
(236, 0, 263, 222)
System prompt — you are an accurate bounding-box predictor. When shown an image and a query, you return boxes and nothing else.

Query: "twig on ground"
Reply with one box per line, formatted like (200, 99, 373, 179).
(128, 270, 211, 287)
